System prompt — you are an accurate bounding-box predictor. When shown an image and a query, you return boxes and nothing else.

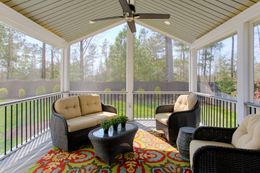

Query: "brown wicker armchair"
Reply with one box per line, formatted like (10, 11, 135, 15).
(190, 114, 260, 173)
(155, 93, 200, 145)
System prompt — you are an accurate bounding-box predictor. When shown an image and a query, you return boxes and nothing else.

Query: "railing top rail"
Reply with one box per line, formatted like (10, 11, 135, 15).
(194, 92, 237, 103)
(0, 92, 62, 106)
(133, 91, 189, 94)
(245, 102, 260, 108)
(69, 91, 127, 94)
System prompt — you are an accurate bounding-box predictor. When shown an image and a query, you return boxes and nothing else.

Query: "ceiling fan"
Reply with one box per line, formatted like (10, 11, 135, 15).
(89, 0, 170, 33)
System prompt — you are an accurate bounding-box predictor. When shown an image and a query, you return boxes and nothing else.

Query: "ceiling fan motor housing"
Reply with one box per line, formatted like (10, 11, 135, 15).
(129, 4, 136, 13)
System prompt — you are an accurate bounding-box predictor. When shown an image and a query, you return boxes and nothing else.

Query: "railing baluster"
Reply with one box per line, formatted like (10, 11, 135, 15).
(21, 102, 23, 145)
(4, 106, 7, 155)
(234, 104, 237, 127)
(134, 94, 139, 118)
(25, 102, 28, 142)
(16, 104, 18, 148)
(225, 102, 228, 128)
(210, 98, 213, 126)
(10, 105, 13, 151)
(213, 98, 216, 127)
(37, 99, 39, 134)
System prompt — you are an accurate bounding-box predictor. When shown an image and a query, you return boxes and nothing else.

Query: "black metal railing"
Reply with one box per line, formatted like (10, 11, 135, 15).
(196, 93, 237, 128)
(0, 93, 62, 159)
(246, 102, 260, 115)
(0, 90, 242, 159)
(133, 91, 188, 119)
(69, 91, 127, 116)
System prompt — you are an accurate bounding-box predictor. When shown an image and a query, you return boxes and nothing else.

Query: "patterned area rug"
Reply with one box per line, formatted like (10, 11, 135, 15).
(27, 130, 192, 173)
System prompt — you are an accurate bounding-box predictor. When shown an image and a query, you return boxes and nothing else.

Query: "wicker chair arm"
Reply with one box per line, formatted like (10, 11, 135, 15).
(193, 146, 260, 173)
(168, 108, 199, 128)
(102, 103, 117, 113)
(155, 105, 173, 114)
(193, 127, 237, 143)
(51, 109, 69, 133)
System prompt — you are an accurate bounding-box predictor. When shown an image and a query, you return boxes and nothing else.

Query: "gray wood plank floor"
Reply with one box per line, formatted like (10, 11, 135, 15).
(0, 120, 156, 173)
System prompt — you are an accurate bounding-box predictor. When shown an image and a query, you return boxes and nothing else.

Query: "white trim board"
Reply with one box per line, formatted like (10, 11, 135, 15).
(0, 2, 67, 48)
(192, 1, 260, 49)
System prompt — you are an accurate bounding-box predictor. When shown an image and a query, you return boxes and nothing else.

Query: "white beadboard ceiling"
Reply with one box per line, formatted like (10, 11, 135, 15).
(0, 0, 259, 43)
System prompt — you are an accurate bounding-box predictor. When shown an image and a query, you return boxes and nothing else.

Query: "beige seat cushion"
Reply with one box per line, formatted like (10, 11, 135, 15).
(190, 140, 234, 166)
(174, 93, 197, 112)
(67, 111, 117, 132)
(79, 95, 102, 115)
(67, 116, 98, 132)
(86, 111, 117, 124)
(155, 113, 172, 125)
(232, 114, 260, 149)
(54, 96, 81, 120)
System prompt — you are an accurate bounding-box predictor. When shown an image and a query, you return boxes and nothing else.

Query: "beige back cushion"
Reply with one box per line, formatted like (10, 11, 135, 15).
(79, 95, 102, 115)
(232, 114, 260, 149)
(54, 96, 81, 120)
(174, 93, 197, 112)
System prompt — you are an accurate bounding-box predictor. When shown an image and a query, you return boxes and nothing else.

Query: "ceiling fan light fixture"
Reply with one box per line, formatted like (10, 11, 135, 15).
(125, 16, 134, 21)
(164, 20, 171, 25)
(89, 20, 95, 24)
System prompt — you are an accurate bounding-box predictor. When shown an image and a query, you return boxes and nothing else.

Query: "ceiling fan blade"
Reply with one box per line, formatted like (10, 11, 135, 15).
(119, 0, 132, 13)
(127, 21, 136, 33)
(135, 13, 170, 19)
(90, 16, 124, 23)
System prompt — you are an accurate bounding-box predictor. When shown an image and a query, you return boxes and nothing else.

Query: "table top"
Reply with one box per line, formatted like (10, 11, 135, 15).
(179, 127, 196, 134)
(90, 123, 138, 139)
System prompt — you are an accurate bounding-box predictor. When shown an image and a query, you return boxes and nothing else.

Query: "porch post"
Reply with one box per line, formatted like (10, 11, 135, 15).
(126, 26, 134, 120)
(61, 44, 70, 97)
(236, 22, 249, 124)
(189, 48, 197, 92)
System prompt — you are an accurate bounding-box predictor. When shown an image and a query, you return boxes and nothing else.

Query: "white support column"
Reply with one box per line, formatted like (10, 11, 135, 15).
(189, 48, 197, 92)
(236, 22, 250, 124)
(126, 26, 134, 120)
(61, 44, 70, 97)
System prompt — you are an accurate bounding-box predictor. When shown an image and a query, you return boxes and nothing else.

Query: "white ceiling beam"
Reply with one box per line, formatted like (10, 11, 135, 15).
(192, 1, 260, 49)
(136, 20, 192, 45)
(0, 2, 67, 48)
(69, 20, 125, 44)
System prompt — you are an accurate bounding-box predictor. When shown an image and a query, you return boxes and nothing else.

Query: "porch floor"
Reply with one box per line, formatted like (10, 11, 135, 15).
(0, 120, 156, 173)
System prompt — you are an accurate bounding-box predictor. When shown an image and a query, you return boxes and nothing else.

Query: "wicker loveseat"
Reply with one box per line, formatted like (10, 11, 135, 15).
(50, 95, 117, 151)
(155, 93, 200, 145)
(190, 114, 260, 173)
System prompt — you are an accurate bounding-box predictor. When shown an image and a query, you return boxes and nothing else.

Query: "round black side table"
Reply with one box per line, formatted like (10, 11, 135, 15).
(176, 126, 195, 161)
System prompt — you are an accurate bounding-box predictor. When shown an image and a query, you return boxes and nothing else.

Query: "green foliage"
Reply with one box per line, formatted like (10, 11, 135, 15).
(100, 119, 112, 130)
(154, 86, 161, 92)
(52, 84, 60, 92)
(111, 117, 120, 125)
(104, 88, 111, 92)
(36, 86, 46, 95)
(18, 88, 26, 98)
(118, 115, 128, 123)
(137, 88, 145, 92)
(0, 88, 8, 99)
(216, 75, 236, 96)
(0, 24, 61, 81)
(103, 27, 127, 82)
(254, 81, 260, 100)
